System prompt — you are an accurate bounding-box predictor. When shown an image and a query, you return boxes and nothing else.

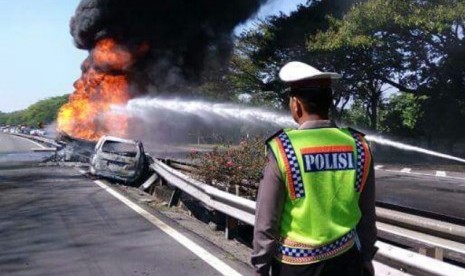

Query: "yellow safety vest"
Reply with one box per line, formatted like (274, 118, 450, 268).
(267, 127, 372, 265)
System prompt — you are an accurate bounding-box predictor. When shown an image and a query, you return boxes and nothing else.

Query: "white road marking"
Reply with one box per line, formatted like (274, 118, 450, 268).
(375, 165, 384, 170)
(400, 168, 412, 173)
(93, 180, 242, 276)
(385, 169, 465, 181)
(436, 171, 447, 177)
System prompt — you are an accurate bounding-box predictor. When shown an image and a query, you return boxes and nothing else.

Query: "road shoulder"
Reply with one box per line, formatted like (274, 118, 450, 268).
(88, 175, 254, 275)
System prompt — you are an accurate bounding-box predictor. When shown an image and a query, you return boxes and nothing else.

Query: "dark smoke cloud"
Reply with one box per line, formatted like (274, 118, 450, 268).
(71, 0, 269, 92)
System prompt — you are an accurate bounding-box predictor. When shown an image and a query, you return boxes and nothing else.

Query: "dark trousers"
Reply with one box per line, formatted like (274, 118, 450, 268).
(271, 246, 364, 276)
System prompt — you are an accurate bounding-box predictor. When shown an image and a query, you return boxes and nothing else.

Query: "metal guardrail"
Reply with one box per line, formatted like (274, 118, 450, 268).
(377, 207, 465, 242)
(12, 133, 62, 149)
(376, 241, 465, 276)
(377, 222, 465, 261)
(376, 207, 465, 263)
(167, 160, 465, 245)
(169, 160, 198, 173)
(151, 159, 255, 225)
(150, 159, 465, 276)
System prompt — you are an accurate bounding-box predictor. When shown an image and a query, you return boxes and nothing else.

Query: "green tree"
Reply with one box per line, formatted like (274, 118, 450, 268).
(229, 0, 358, 112)
(380, 93, 424, 137)
(0, 95, 69, 127)
(342, 100, 371, 130)
(309, 0, 465, 145)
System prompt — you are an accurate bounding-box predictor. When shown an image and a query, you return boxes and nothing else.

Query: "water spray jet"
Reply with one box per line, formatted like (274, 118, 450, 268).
(118, 97, 465, 165)
(121, 97, 296, 127)
(365, 135, 465, 164)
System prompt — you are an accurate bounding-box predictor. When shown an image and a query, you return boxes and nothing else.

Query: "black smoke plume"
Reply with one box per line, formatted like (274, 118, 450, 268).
(70, 0, 269, 92)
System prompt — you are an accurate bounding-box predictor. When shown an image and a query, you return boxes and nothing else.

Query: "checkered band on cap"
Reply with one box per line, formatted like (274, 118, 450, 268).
(279, 230, 355, 260)
(277, 132, 305, 199)
(350, 132, 366, 192)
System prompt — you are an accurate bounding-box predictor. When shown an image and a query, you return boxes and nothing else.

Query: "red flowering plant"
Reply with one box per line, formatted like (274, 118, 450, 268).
(189, 137, 267, 198)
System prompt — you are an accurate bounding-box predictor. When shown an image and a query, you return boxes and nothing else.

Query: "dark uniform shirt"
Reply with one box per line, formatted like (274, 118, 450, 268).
(251, 120, 377, 275)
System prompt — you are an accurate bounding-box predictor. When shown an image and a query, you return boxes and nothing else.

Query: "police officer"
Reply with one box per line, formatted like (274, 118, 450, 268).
(251, 62, 377, 276)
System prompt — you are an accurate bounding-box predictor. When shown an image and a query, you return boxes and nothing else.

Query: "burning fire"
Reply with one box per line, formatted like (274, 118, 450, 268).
(57, 38, 136, 141)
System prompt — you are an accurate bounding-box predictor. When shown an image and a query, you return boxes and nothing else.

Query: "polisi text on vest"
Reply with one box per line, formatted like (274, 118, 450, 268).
(303, 152, 355, 172)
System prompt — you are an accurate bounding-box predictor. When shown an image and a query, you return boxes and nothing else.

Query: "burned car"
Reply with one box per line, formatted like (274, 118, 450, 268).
(90, 136, 147, 185)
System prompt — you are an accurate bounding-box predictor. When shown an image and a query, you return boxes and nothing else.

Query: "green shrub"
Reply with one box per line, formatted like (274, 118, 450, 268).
(189, 137, 267, 198)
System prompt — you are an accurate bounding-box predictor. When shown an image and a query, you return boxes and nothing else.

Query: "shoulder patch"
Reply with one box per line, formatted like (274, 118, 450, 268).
(348, 127, 366, 137)
(265, 129, 284, 144)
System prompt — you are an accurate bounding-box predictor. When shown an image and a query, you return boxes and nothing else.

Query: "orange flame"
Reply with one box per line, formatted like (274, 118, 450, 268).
(57, 39, 135, 141)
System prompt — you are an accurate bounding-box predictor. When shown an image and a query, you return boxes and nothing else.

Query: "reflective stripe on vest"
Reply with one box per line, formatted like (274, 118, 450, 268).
(350, 130, 372, 192)
(274, 131, 305, 199)
(276, 230, 356, 265)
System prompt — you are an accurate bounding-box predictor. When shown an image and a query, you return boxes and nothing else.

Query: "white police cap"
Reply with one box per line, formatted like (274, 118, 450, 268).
(279, 61, 341, 83)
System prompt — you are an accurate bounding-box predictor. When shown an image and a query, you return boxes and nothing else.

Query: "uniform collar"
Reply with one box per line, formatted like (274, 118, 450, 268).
(298, 120, 334, 130)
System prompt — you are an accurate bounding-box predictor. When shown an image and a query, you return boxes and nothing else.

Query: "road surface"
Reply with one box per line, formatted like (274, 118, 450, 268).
(375, 166, 465, 223)
(1, 135, 464, 276)
(0, 133, 44, 153)
(0, 135, 251, 276)
(0, 134, 53, 166)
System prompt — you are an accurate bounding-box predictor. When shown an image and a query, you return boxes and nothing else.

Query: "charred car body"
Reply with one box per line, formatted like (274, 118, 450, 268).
(90, 136, 147, 185)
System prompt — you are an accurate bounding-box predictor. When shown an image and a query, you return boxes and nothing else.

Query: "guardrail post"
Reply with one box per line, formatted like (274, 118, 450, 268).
(169, 188, 182, 208)
(223, 185, 239, 240)
(419, 247, 444, 261)
(209, 211, 224, 231)
(225, 216, 238, 240)
(148, 183, 155, 196)
(160, 159, 172, 186)
(160, 177, 166, 186)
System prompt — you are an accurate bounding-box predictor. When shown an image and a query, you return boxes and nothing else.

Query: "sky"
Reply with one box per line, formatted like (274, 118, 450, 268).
(0, 0, 306, 113)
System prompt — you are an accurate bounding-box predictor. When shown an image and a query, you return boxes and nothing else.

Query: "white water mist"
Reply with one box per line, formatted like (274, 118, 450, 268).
(365, 135, 465, 164)
(117, 97, 465, 164)
(123, 97, 296, 127)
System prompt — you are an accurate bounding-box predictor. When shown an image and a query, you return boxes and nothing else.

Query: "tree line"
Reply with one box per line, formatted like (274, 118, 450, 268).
(0, 95, 69, 127)
(201, 0, 465, 153)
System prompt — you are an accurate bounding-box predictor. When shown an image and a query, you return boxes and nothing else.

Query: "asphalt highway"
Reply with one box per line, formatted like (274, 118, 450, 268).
(0, 135, 251, 276)
(375, 167, 465, 223)
(1, 134, 465, 275)
(0, 133, 44, 153)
